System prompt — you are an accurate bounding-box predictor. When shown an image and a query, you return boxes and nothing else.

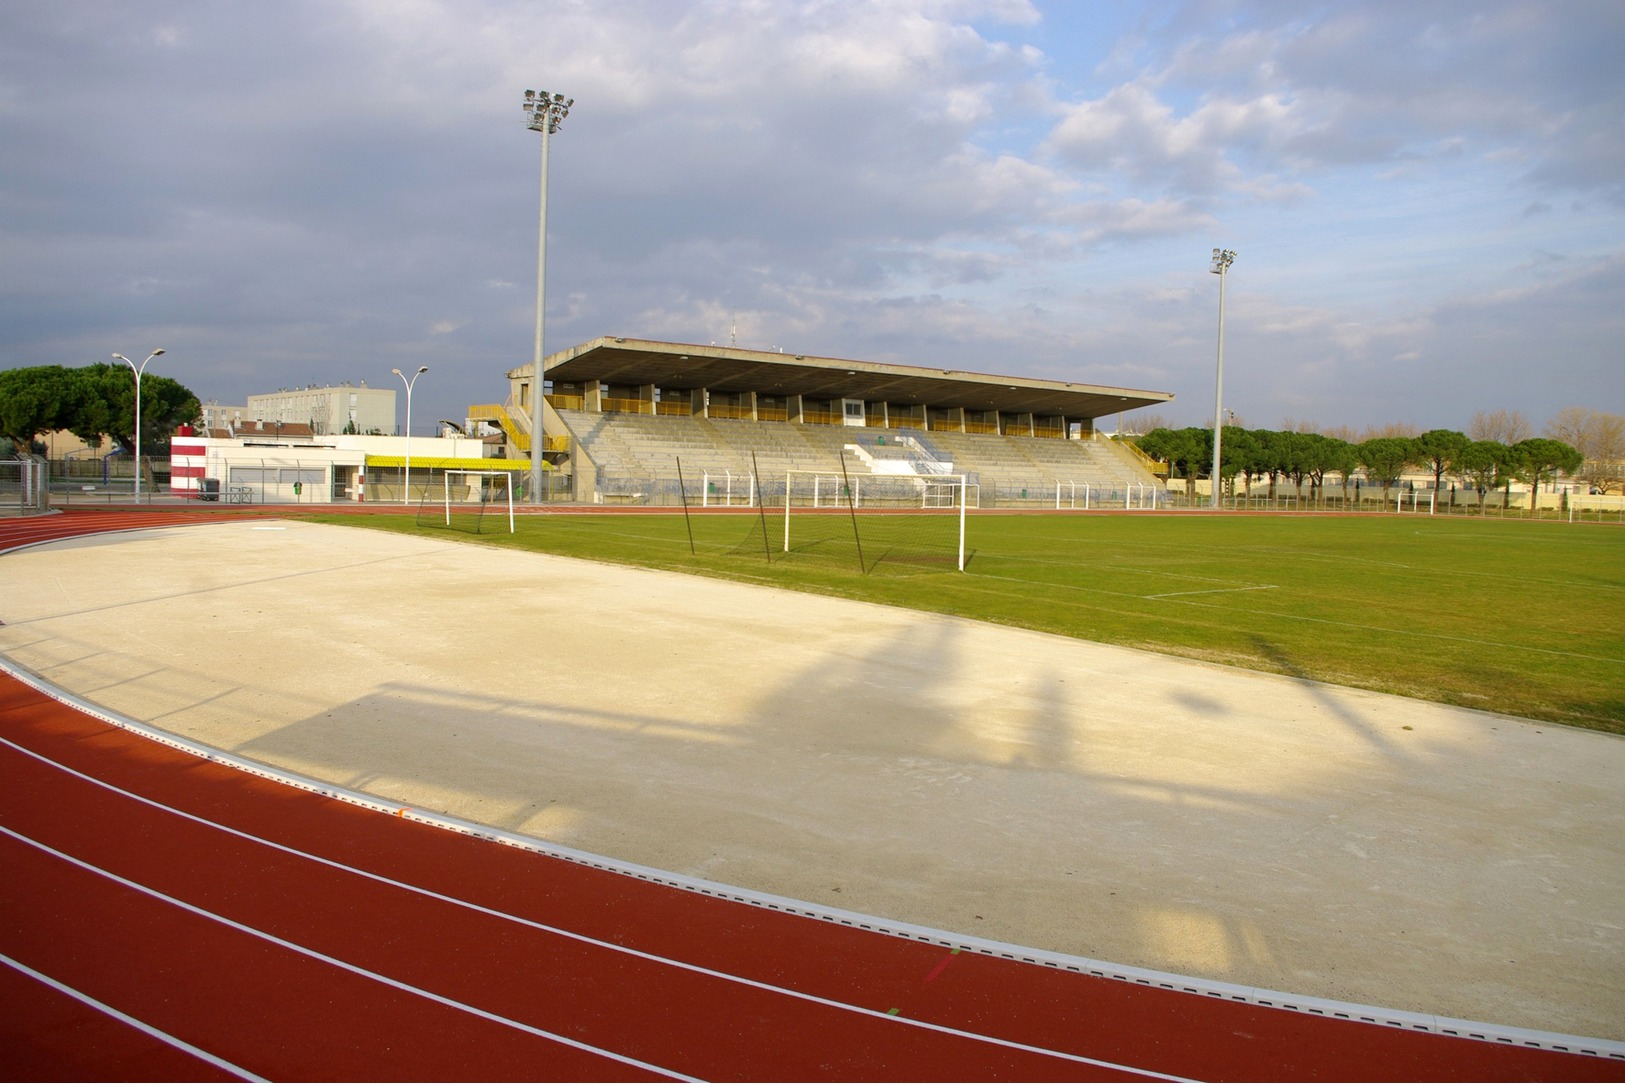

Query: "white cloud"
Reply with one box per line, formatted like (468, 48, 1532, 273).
(0, 0, 1620, 435)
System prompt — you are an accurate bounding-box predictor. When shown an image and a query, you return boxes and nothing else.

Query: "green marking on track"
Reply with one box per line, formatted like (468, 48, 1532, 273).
(886, 1007, 900, 1016)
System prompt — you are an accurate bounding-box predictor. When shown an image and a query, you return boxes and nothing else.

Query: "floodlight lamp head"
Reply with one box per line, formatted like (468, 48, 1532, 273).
(112, 353, 132, 364)
(151, 348, 166, 357)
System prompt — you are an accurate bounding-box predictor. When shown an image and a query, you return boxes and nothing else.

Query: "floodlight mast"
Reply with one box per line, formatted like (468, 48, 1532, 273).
(111, 349, 166, 501)
(522, 88, 572, 505)
(1208, 248, 1235, 510)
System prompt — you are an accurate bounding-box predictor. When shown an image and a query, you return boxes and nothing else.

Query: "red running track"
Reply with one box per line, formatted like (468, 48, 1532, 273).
(2, 510, 1621, 1081)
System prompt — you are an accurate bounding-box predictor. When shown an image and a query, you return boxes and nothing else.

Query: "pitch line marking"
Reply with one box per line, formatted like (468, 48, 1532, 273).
(0, 737, 1181, 1082)
(0, 951, 266, 1083)
(1142, 585, 1278, 599)
(0, 824, 699, 1083)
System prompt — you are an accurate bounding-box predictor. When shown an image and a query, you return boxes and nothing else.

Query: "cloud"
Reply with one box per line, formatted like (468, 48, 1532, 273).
(1040, 1, 1625, 205)
(0, 0, 1620, 436)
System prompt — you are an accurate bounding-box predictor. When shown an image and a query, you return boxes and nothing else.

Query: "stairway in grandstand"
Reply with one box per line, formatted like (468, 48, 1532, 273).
(554, 410, 1161, 504)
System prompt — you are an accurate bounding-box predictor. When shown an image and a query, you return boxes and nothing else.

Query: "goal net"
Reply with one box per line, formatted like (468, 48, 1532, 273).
(413, 469, 518, 534)
(781, 468, 968, 572)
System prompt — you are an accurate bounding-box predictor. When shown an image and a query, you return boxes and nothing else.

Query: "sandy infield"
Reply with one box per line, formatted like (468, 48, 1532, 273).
(1, 518, 1621, 1040)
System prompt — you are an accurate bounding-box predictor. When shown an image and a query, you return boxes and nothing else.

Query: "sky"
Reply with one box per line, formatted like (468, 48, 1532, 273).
(3, 0, 1622, 438)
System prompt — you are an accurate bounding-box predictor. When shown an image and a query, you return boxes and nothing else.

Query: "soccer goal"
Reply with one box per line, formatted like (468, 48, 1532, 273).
(1395, 489, 1436, 514)
(782, 468, 968, 572)
(413, 469, 518, 534)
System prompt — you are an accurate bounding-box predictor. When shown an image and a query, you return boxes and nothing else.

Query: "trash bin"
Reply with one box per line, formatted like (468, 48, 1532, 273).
(199, 478, 220, 502)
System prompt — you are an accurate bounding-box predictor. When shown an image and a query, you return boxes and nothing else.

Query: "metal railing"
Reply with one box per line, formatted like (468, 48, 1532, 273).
(1, 458, 49, 513)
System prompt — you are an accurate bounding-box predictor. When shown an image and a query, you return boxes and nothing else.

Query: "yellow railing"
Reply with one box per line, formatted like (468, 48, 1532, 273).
(758, 408, 788, 422)
(964, 421, 999, 434)
(466, 401, 570, 455)
(467, 402, 531, 453)
(601, 397, 649, 413)
(802, 410, 840, 425)
(1120, 439, 1168, 474)
(708, 404, 753, 419)
(655, 401, 692, 416)
(546, 394, 585, 411)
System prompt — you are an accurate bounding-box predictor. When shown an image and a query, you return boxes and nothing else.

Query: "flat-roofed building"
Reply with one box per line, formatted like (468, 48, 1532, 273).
(503, 337, 1171, 437)
(473, 337, 1176, 503)
(246, 382, 396, 436)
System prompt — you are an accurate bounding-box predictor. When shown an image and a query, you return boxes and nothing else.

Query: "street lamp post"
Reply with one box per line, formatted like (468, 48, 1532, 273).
(393, 365, 429, 506)
(522, 88, 572, 505)
(1208, 248, 1235, 509)
(111, 349, 166, 501)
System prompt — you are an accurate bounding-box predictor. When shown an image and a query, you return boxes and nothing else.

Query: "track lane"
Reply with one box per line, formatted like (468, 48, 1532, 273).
(0, 705, 1163, 1082)
(3, 511, 1622, 1081)
(6, 678, 1619, 1081)
(0, 953, 251, 1082)
(0, 830, 675, 1082)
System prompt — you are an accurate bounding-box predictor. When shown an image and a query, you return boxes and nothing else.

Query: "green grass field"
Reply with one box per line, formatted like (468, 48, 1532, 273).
(310, 509, 1625, 734)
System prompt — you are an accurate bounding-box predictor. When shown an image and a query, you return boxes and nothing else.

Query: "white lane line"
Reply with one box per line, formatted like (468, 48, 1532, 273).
(0, 735, 1181, 1082)
(1142, 584, 1278, 599)
(0, 951, 265, 1082)
(0, 824, 698, 1083)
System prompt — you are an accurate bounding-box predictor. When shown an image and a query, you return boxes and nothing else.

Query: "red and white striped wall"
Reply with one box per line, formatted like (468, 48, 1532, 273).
(169, 425, 209, 495)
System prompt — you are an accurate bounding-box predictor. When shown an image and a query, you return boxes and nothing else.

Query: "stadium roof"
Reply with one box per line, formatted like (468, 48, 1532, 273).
(539, 337, 1173, 419)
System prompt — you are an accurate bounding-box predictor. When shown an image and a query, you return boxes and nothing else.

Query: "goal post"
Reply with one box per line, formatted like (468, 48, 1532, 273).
(782, 469, 967, 572)
(438, 469, 518, 533)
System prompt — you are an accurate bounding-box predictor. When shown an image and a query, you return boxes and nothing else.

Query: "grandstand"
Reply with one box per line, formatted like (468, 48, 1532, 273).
(473, 337, 1174, 506)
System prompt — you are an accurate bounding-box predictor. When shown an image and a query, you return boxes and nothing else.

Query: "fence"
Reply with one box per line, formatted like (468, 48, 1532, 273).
(1161, 484, 1625, 522)
(1, 458, 50, 514)
(42, 453, 166, 498)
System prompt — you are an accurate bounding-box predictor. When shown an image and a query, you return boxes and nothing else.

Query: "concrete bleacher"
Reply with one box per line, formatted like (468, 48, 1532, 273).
(553, 409, 1161, 505)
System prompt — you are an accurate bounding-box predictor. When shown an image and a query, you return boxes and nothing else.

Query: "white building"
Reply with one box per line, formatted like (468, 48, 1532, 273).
(169, 426, 526, 504)
(245, 382, 396, 436)
(198, 401, 249, 433)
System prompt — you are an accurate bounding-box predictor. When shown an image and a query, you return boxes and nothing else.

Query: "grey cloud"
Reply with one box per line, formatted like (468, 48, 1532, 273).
(1, 0, 1620, 435)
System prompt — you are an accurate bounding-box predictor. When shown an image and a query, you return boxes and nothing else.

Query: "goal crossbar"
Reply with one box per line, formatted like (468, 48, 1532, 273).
(782, 469, 967, 571)
(443, 469, 518, 533)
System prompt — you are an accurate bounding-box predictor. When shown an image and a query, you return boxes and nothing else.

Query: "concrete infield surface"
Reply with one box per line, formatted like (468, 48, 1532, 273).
(1, 518, 1621, 1041)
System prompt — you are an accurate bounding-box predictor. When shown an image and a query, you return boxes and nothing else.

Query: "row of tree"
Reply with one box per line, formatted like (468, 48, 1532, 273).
(0, 364, 202, 456)
(1134, 426, 1588, 508)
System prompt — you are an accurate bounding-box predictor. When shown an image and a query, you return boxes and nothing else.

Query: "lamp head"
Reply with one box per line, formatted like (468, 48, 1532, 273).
(151, 348, 166, 357)
(417, 366, 429, 374)
(112, 353, 132, 364)
(523, 88, 572, 133)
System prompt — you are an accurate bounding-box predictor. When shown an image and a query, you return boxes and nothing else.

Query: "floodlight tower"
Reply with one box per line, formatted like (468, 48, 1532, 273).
(111, 349, 166, 501)
(1208, 248, 1235, 509)
(522, 88, 572, 504)
(393, 365, 429, 505)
